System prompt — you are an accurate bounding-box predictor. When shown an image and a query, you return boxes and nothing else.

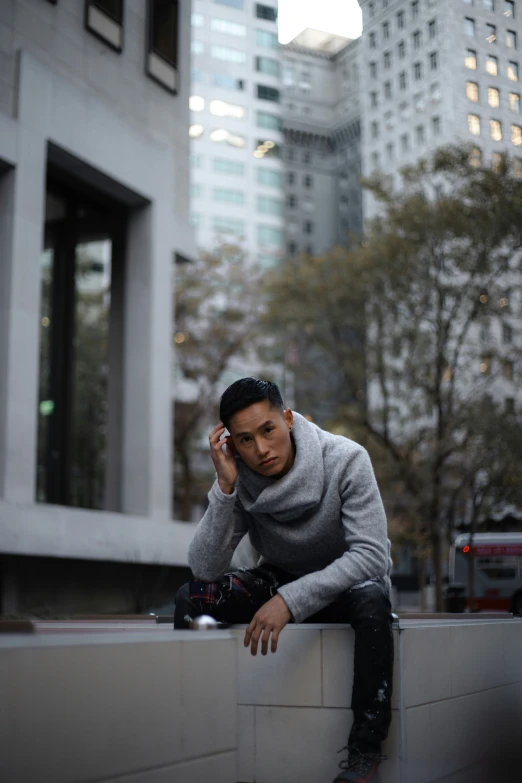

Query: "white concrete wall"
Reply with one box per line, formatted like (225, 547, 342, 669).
(0, 630, 237, 783)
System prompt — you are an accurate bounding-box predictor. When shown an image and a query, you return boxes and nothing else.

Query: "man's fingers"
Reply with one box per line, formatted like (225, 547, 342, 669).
(271, 627, 280, 654)
(260, 625, 271, 656)
(244, 618, 256, 647)
(250, 622, 264, 656)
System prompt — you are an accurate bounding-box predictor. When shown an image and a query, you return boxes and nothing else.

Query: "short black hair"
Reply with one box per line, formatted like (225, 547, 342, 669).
(219, 377, 284, 429)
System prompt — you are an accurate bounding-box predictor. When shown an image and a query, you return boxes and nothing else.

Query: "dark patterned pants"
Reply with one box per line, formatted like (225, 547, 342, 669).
(174, 565, 394, 754)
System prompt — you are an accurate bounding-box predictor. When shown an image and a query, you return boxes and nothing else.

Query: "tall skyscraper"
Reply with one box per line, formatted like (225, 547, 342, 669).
(189, 0, 284, 268)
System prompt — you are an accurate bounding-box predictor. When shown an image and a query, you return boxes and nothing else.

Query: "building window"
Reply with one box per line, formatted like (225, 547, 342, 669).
(384, 81, 392, 99)
(256, 110, 281, 130)
(508, 61, 519, 81)
(369, 32, 377, 48)
(191, 40, 204, 55)
(414, 61, 423, 80)
(370, 61, 377, 78)
(464, 17, 475, 36)
(383, 21, 390, 39)
(211, 45, 247, 63)
(258, 225, 284, 245)
(428, 19, 437, 38)
(484, 0, 495, 10)
(189, 123, 204, 138)
(213, 73, 245, 90)
(147, 1, 180, 92)
(256, 3, 277, 21)
(256, 29, 279, 48)
(503, 360, 514, 380)
(401, 133, 410, 151)
(214, 216, 245, 234)
(492, 150, 503, 170)
(211, 17, 247, 35)
(397, 11, 405, 29)
(416, 124, 425, 144)
(411, 0, 419, 18)
(287, 194, 297, 208)
(504, 0, 515, 16)
(213, 188, 245, 205)
(257, 84, 280, 102)
(430, 51, 438, 70)
(399, 70, 407, 89)
(214, 0, 244, 7)
(371, 90, 378, 107)
(304, 220, 313, 234)
(479, 355, 491, 375)
(303, 151, 312, 164)
(466, 49, 477, 69)
(431, 82, 441, 101)
(369, 1, 375, 17)
(371, 120, 379, 138)
(384, 51, 391, 68)
(210, 128, 247, 146)
(413, 30, 421, 49)
(257, 167, 282, 187)
(256, 56, 280, 76)
(486, 54, 498, 75)
(432, 115, 441, 134)
(210, 99, 245, 118)
(507, 30, 517, 48)
(512, 124, 522, 144)
(304, 174, 313, 188)
(509, 92, 521, 111)
(85, 0, 124, 52)
(257, 195, 283, 215)
(467, 81, 479, 101)
(398, 40, 406, 58)
(488, 86, 500, 107)
(253, 139, 280, 157)
(214, 158, 245, 175)
(191, 153, 203, 168)
(503, 323, 513, 344)
(386, 141, 395, 160)
(486, 23, 497, 43)
(189, 95, 205, 111)
(490, 118, 502, 140)
(468, 113, 481, 134)
(191, 12, 204, 26)
(470, 146, 482, 166)
(287, 241, 297, 255)
(371, 152, 380, 170)
(190, 183, 203, 198)
(287, 171, 295, 184)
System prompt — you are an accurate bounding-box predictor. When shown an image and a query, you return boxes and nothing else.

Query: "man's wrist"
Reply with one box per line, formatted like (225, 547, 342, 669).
(218, 479, 236, 495)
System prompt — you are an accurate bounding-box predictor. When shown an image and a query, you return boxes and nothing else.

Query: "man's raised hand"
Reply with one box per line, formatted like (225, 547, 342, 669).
(209, 423, 239, 494)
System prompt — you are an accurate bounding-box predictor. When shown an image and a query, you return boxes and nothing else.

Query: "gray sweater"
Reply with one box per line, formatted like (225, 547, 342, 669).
(188, 412, 392, 624)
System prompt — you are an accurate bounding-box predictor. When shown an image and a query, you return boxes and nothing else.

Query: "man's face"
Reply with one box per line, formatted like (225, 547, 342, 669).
(228, 400, 294, 478)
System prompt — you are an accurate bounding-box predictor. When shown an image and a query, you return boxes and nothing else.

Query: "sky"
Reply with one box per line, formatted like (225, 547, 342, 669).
(277, 0, 363, 45)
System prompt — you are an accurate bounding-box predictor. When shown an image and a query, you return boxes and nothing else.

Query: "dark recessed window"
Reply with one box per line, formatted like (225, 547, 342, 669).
(147, 0, 180, 93)
(256, 3, 277, 21)
(257, 84, 280, 102)
(85, 0, 124, 52)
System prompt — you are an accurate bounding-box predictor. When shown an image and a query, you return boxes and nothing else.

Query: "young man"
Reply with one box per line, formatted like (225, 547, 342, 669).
(175, 378, 394, 783)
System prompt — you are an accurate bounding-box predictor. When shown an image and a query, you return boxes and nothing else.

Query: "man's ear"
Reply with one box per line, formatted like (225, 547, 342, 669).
(283, 408, 293, 430)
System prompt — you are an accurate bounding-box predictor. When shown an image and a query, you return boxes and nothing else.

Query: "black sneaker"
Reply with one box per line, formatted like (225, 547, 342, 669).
(334, 746, 386, 782)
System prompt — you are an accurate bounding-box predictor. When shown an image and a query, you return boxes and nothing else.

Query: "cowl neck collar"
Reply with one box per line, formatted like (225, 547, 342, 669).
(236, 412, 324, 522)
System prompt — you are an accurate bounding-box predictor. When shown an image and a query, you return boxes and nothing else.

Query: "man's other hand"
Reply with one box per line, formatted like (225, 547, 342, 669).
(244, 594, 291, 656)
(209, 423, 238, 494)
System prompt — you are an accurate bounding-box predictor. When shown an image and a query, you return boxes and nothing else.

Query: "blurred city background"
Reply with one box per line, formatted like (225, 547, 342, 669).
(1, 0, 522, 619)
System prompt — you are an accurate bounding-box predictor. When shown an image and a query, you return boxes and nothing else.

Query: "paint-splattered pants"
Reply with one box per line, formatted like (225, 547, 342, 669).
(174, 566, 393, 754)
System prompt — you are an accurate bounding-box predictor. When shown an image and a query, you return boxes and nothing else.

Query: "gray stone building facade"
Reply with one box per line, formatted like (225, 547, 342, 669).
(0, 0, 196, 614)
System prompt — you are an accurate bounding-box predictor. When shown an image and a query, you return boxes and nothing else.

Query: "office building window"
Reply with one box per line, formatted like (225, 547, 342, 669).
(254, 139, 280, 157)
(371, 152, 380, 170)
(287, 242, 297, 255)
(413, 30, 421, 49)
(304, 220, 313, 234)
(370, 61, 377, 77)
(488, 86, 500, 106)
(287, 194, 297, 208)
(191, 12, 204, 26)
(512, 124, 522, 144)
(470, 146, 482, 166)
(416, 124, 425, 144)
(213, 74, 245, 90)
(503, 360, 514, 380)
(371, 120, 379, 138)
(191, 183, 203, 198)
(398, 40, 405, 58)
(213, 188, 245, 205)
(384, 51, 391, 68)
(486, 54, 498, 74)
(213, 158, 245, 175)
(484, 0, 495, 9)
(432, 116, 441, 135)
(464, 17, 476, 36)
(191, 40, 204, 54)
(211, 18, 247, 35)
(490, 118, 502, 139)
(189, 123, 204, 138)
(210, 128, 246, 146)
(430, 51, 438, 70)
(258, 225, 283, 245)
(467, 81, 479, 101)
(468, 113, 481, 134)
(256, 55, 280, 76)
(383, 21, 390, 39)
(370, 32, 377, 48)
(257, 110, 282, 130)
(508, 61, 519, 80)
(256, 3, 277, 21)
(397, 10, 405, 29)
(214, 216, 245, 234)
(191, 154, 203, 168)
(210, 99, 245, 118)
(369, 1, 375, 17)
(189, 95, 205, 111)
(214, 0, 244, 7)
(401, 133, 409, 151)
(504, 0, 514, 16)
(486, 23, 497, 43)
(492, 151, 503, 170)
(509, 92, 521, 111)
(507, 30, 517, 48)
(466, 49, 477, 69)
(211, 45, 246, 63)
(303, 151, 312, 164)
(192, 67, 204, 82)
(371, 91, 378, 107)
(257, 167, 282, 187)
(304, 174, 313, 188)
(147, 1, 180, 92)
(414, 61, 423, 79)
(85, 0, 124, 51)
(256, 29, 278, 48)
(385, 81, 392, 99)
(411, 0, 419, 16)
(386, 141, 395, 160)
(257, 84, 280, 102)
(431, 82, 441, 101)
(428, 19, 437, 38)
(503, 323, 514, 344)
(399, 70, 407, 89)
(257, 195, 283, 215)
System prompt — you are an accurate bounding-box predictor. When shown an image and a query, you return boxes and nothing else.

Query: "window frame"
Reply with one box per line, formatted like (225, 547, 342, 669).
(85, 0, 124, 53)
(146, 0, 180, 94)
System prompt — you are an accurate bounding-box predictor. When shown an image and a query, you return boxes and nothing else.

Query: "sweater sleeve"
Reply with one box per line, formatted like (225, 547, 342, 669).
(188, 479, 250, 581)
(278, 447, 390, 623)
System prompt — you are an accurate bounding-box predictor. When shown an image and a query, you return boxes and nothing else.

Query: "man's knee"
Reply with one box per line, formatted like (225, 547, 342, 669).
(175, 582, 192, 611)
(347, 578, 392, 623)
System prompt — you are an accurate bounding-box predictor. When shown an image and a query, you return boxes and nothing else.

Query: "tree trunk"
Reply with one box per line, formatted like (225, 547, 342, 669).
(431, 529, 444, 611)
(468, 507, 478, 612)
(177, 446, 193, 522)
